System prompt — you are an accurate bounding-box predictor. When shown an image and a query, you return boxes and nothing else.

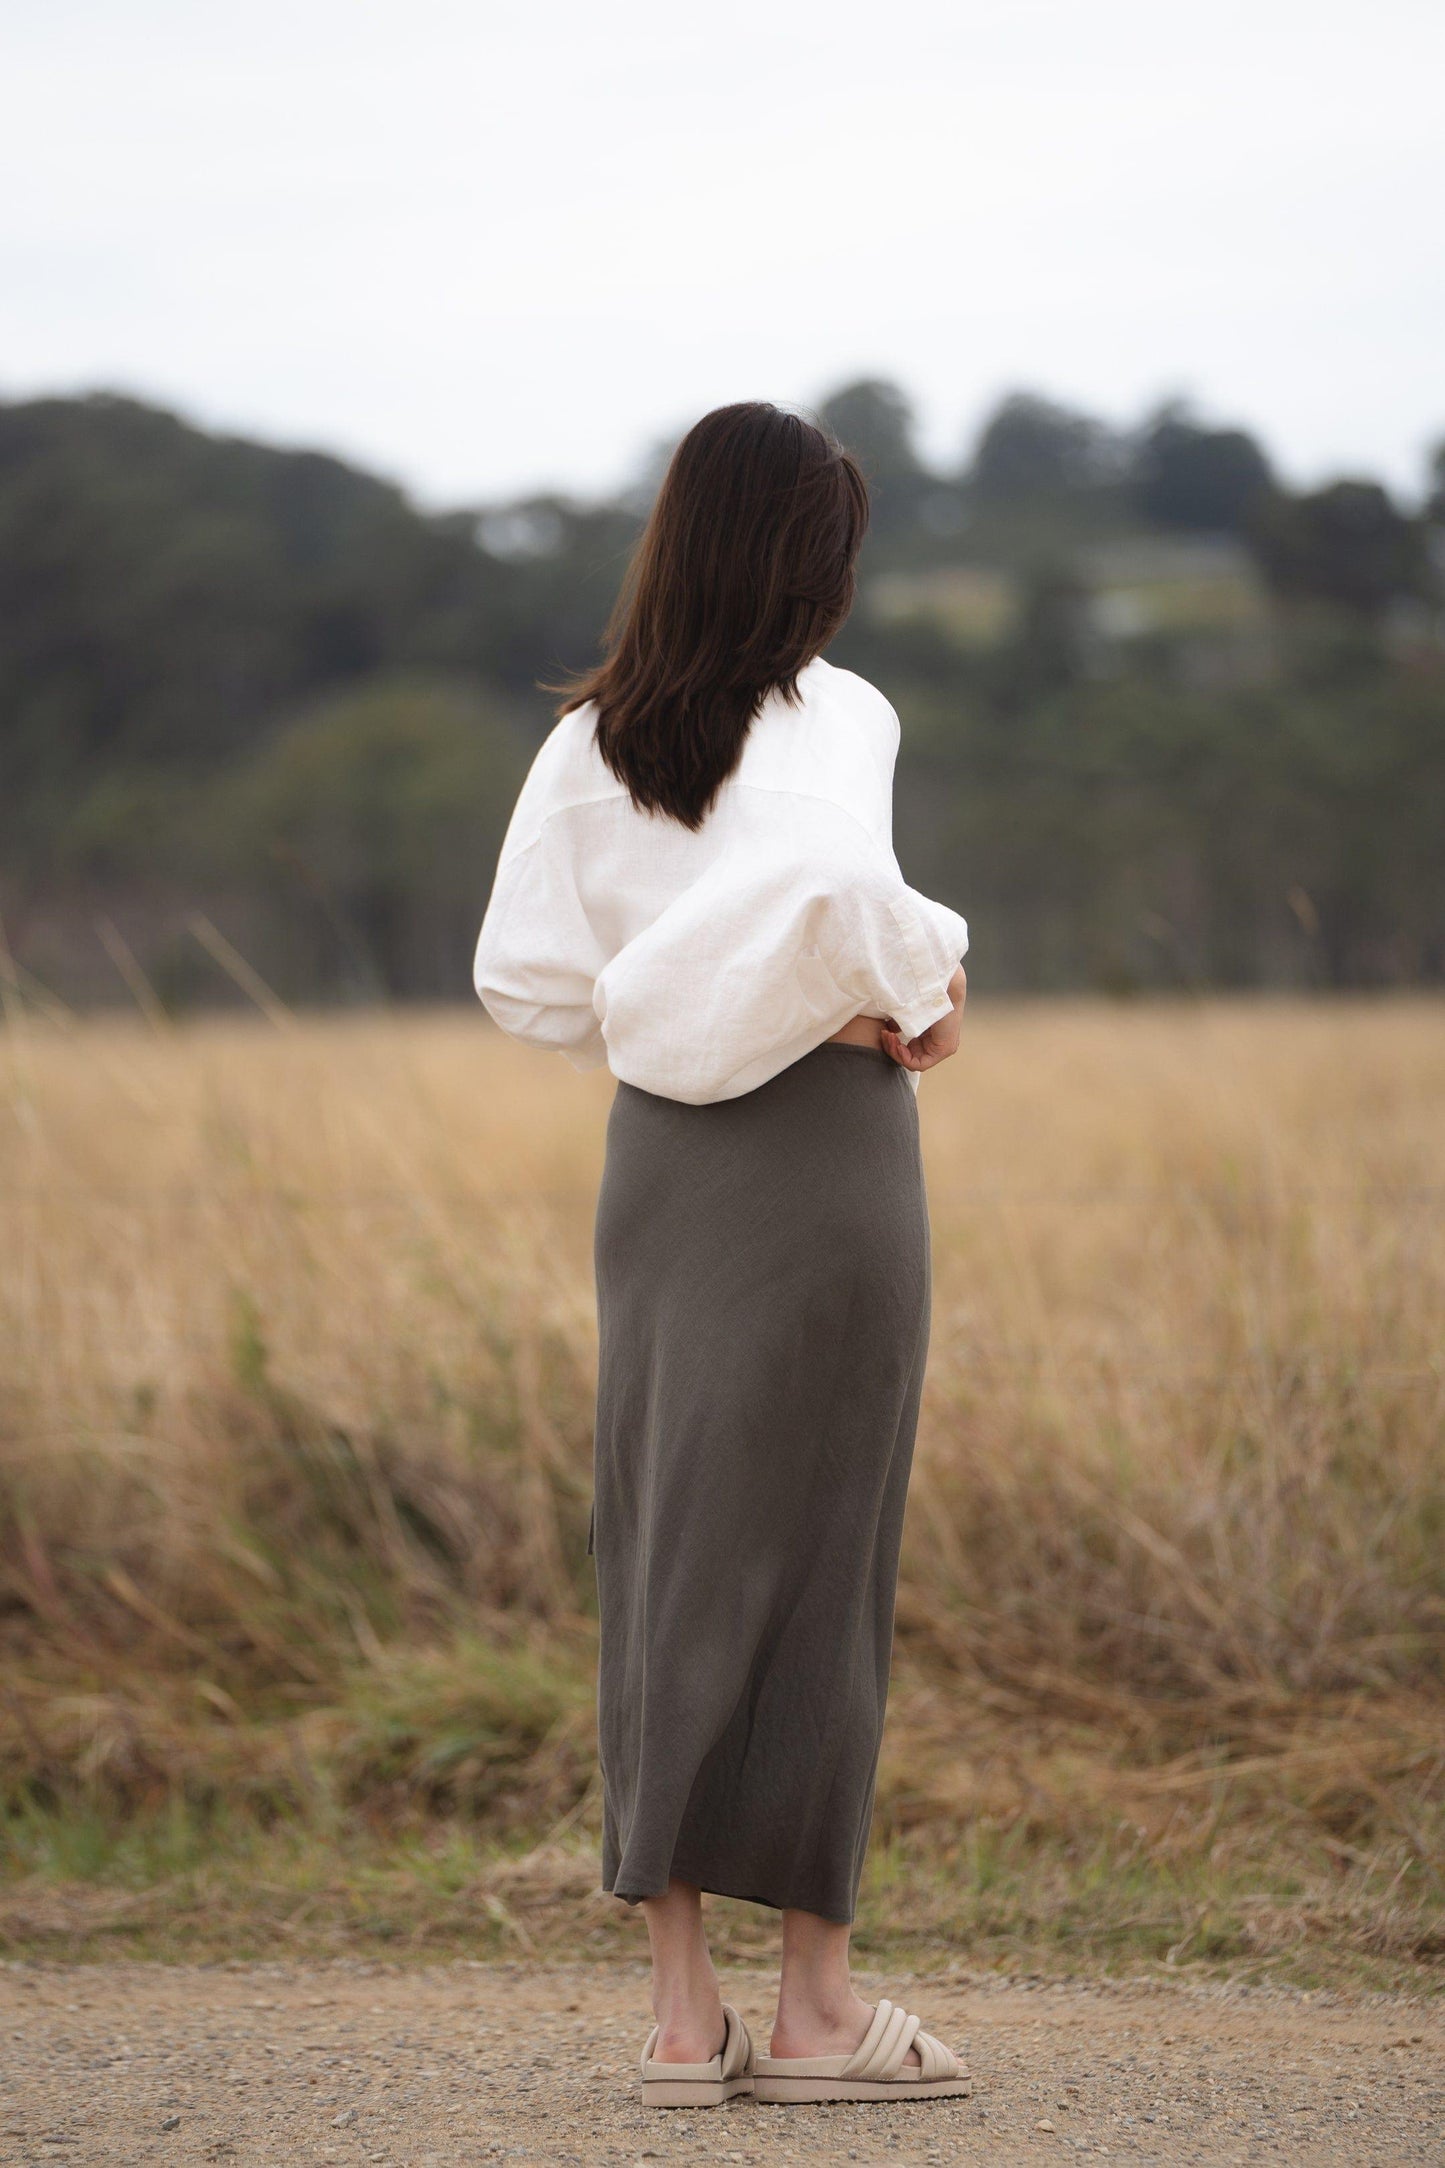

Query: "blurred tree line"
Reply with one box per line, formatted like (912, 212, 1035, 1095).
(0, 383, 1441, 1005)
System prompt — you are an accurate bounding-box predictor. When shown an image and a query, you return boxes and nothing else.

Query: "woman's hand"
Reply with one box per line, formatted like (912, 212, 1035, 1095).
(881, 963, 967, 1074)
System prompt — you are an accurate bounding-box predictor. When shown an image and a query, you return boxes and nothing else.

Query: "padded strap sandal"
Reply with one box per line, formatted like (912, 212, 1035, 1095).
(639, 2001, 755, 2108)
(754, 1996, 972, 2104)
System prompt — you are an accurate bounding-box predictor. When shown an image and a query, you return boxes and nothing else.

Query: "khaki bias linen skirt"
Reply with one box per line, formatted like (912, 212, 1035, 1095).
(589, 1039, 932, 1924)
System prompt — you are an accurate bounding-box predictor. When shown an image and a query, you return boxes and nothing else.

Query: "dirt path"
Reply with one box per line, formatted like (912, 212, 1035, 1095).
(1, 1960, 1439, 2168)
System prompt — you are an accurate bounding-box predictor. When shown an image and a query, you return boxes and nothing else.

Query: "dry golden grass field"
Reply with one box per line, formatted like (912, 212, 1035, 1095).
(1, 996, 1441, 1989)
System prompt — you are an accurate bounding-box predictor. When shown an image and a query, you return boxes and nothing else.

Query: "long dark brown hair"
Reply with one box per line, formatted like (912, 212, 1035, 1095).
(553, 402, 869, 830)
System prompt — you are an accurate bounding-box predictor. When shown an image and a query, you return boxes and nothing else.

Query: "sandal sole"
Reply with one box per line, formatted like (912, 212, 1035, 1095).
(640, 2076, 755, 2108)
(754, 2074, 973, 2104)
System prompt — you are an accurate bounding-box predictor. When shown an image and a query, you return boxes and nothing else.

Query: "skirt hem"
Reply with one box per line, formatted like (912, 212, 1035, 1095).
(603, 1865, 855, 1927)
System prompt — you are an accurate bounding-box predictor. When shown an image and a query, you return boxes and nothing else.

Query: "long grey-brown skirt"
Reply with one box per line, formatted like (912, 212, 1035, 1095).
(589, 1039, 932, 1925)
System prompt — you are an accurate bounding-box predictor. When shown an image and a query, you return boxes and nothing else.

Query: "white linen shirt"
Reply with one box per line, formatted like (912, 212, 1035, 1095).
(472, 655, 969, 1105)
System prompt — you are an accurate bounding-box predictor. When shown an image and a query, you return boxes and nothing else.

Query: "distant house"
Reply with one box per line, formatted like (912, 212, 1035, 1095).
(1076, 536, 1276, 687)
(1076, 536, 1271, 638)
(866, 564, 1022, 647)
(866, 534, 1278, 685)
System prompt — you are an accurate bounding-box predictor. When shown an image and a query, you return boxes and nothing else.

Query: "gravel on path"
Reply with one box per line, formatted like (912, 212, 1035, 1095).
(0, 1959, 1439, 2168)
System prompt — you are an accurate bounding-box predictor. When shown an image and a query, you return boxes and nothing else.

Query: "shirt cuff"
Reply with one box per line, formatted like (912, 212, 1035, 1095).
(888, 983, 958, 1042)
(885, 890, 967, 1041)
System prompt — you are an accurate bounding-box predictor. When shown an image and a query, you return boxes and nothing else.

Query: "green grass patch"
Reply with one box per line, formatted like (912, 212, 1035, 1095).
(3, 1789, 1440, 1994)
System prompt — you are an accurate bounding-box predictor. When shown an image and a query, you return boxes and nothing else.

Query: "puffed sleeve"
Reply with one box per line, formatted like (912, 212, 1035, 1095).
(473, 818, 610, 1069)
(593, 793, 968, 1104)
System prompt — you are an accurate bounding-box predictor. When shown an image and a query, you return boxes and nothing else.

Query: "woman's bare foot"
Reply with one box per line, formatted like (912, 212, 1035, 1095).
(772, 1911, 922, 2068)
(770, 1987, 922, 2067)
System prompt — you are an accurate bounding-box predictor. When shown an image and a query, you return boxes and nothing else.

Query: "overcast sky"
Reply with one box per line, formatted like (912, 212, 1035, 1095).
(3, 0, 1441, 509)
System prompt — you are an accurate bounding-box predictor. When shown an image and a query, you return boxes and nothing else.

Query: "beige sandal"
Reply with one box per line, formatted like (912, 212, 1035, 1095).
(639, 2002, 755, 2108)
(754, 1996, 971, 2105)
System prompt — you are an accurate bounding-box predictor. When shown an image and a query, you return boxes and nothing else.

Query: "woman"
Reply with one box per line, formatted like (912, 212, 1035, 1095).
(474, 402, 971, 2111)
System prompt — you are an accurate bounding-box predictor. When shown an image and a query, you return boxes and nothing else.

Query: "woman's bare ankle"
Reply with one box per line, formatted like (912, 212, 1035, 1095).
(769, 1982, 872, 2060)
(641, 1881, 725, 2065)
(771, 1980, 923, 2068)
(648, 1963, 726, 2064)
(771, 1909, 920, 2065)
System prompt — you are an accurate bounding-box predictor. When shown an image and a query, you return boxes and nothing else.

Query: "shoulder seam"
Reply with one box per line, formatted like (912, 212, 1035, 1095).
(733, 777, 889, 853)
(498, 778, 631, 865)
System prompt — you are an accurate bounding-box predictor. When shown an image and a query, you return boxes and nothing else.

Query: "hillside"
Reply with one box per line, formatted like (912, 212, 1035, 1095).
(0, 384, 1441, 1000)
